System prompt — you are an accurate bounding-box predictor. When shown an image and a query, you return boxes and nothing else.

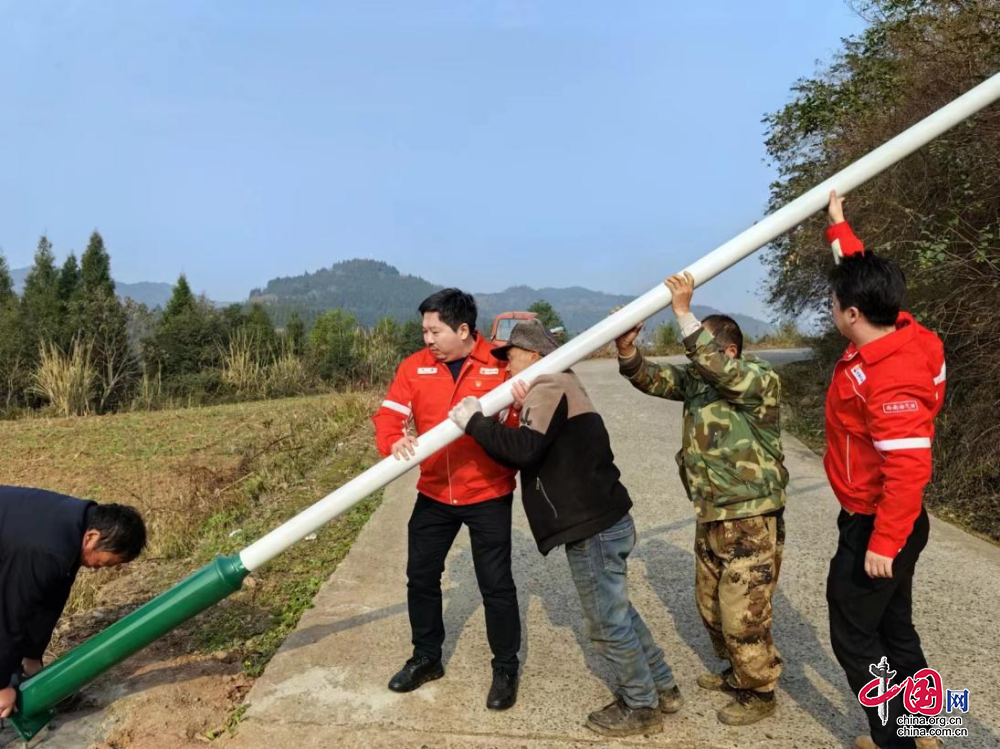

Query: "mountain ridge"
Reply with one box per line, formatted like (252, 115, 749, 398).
(11, 260, 775, 337)
(250, 259, 775, 338)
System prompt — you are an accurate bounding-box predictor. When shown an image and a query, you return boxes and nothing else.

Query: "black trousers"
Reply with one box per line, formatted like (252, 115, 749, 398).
(827, 508, 930, 749)
(407, 493, 520, 672)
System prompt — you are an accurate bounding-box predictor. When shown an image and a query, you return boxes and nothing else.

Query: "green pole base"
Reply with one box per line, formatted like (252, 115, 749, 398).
(10, 554, 247, 741)
(9, 706, 56, 743)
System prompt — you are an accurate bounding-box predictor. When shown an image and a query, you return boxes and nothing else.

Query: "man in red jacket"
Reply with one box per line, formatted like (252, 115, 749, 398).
(823, 192, 946, 749)
(372, 288, 521, 710)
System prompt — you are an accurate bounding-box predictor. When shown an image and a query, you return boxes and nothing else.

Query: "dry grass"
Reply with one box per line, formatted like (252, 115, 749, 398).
(221, 329, 266, 397)
(265, 342, 311, 397)
(32, 338, 96, 417)
(0, 390, 381, 623)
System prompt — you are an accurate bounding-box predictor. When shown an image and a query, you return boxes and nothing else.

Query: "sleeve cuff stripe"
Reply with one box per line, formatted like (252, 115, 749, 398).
(381, 400, 411, 416)
(873, 437, 931, 450)
(934, 362, 947, 385)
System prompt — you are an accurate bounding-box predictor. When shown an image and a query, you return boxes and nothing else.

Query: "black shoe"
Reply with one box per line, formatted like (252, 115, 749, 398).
(486, 667, 519, 710)
(586, 696, 664, 737)
(388, 655, 444, 693)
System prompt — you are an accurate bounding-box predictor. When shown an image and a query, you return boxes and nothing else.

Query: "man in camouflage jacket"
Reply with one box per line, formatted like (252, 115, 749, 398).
(617, 271, 788, 727)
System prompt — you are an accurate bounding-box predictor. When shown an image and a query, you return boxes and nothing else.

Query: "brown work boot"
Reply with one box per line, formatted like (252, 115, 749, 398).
(717, 688, 776, 726)
(854, 736, 878, 749)
(657, 685, 684, 714)
(697, 666, 736, 692)
(585, 696, 664, 737)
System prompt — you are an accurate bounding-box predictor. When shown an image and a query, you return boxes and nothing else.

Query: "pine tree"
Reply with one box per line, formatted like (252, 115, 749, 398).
(21, 235, 62, 345)
(55, 253, 84, 350)
(68, 234, 134, 411)
(162, 274, 197, 321)
(58, 253, 81, 303)
(143, 274, 214, 380)
(0, 254, 14, 307)
(1, 253, 31, 408)
(80, 230, 115, 296)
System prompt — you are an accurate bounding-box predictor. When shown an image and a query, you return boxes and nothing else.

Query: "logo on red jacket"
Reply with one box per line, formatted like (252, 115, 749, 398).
(850, 364, 866, 385)
(883, 400, 919, 414)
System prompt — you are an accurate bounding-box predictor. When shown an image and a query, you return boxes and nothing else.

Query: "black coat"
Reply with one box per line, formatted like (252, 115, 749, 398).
(465, 372, 632, 554)
(0, 486, 95, 687)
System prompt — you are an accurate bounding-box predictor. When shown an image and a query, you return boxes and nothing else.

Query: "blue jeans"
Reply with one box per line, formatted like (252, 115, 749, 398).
(565, 513, 675, 708)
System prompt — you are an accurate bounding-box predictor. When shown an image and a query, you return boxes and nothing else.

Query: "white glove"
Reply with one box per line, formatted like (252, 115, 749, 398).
(449, 396, 483, 430)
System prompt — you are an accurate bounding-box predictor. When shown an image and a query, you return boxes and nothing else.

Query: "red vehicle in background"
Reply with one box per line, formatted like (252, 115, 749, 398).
(490, 311, 537, 345)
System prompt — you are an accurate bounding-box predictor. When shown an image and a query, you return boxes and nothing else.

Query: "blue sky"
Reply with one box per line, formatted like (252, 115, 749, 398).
(0, 1, 865, 319)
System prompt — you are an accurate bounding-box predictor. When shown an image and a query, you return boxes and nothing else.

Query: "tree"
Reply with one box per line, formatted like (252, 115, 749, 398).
(528, 300, 565, 332)
(143, 275, 217, 379)
(399, 318, 425, 356)
(243, 303, 277, 358)
(219, 303, 247, 339)
(21, 235, 61, 346)
(162, 274, 198, 321)
(123, 298, 157, 354)
(284, 312, 306, 356)
(67, 234, 134, 411)
(761, 0, 1000, 537)
(80, 231, 115, 296)
(0, 254, 28, 409)
(307, 309, 360, 385)
(0, 254, 14, 307)
(58, 253, 81, 303)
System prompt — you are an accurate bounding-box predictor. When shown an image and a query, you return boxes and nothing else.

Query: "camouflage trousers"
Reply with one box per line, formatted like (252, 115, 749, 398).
(694, 510, 785, 691)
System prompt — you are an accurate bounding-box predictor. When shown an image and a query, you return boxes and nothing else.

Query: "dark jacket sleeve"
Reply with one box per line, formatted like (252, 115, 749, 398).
(0, 550, 67, 688)
(22, 576, 74, 661)
(465, 384, 570, 469)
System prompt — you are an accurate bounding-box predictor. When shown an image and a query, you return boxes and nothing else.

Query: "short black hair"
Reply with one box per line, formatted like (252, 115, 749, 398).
(703, 314, 744, 357)
(829, 252, 906, 327)
(88, 504, 147, 561)
(418, 288, 477, 333)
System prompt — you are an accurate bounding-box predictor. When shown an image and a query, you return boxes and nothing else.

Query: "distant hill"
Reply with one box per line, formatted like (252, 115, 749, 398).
(250, 259, 775, 339)
(11, 267, 175, 308)
(250, 259, 440, 327)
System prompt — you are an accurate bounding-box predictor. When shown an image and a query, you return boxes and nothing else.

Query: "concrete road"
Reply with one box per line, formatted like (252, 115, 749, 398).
(232, 355, 999, 748)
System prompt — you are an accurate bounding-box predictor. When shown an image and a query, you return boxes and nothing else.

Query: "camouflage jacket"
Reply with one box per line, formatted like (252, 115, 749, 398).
(619, 327, 788, 523)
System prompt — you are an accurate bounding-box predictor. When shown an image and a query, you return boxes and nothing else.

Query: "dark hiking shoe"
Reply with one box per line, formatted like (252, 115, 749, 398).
(697, 666, 737, 692)
(586, 697, 664, 737)
(717, 688, 776, 726)
(388, 655, 444, 693)
(658, 685, 684, 714)
(486, 668, 519, 710)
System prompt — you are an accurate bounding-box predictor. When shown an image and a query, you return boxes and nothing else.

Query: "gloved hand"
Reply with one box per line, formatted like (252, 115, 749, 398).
(449, 396, 483, 430)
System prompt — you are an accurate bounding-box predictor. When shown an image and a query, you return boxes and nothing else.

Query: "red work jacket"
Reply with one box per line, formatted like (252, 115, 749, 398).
(823, 227, 946, 557)
(373, 334, 517, 505)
